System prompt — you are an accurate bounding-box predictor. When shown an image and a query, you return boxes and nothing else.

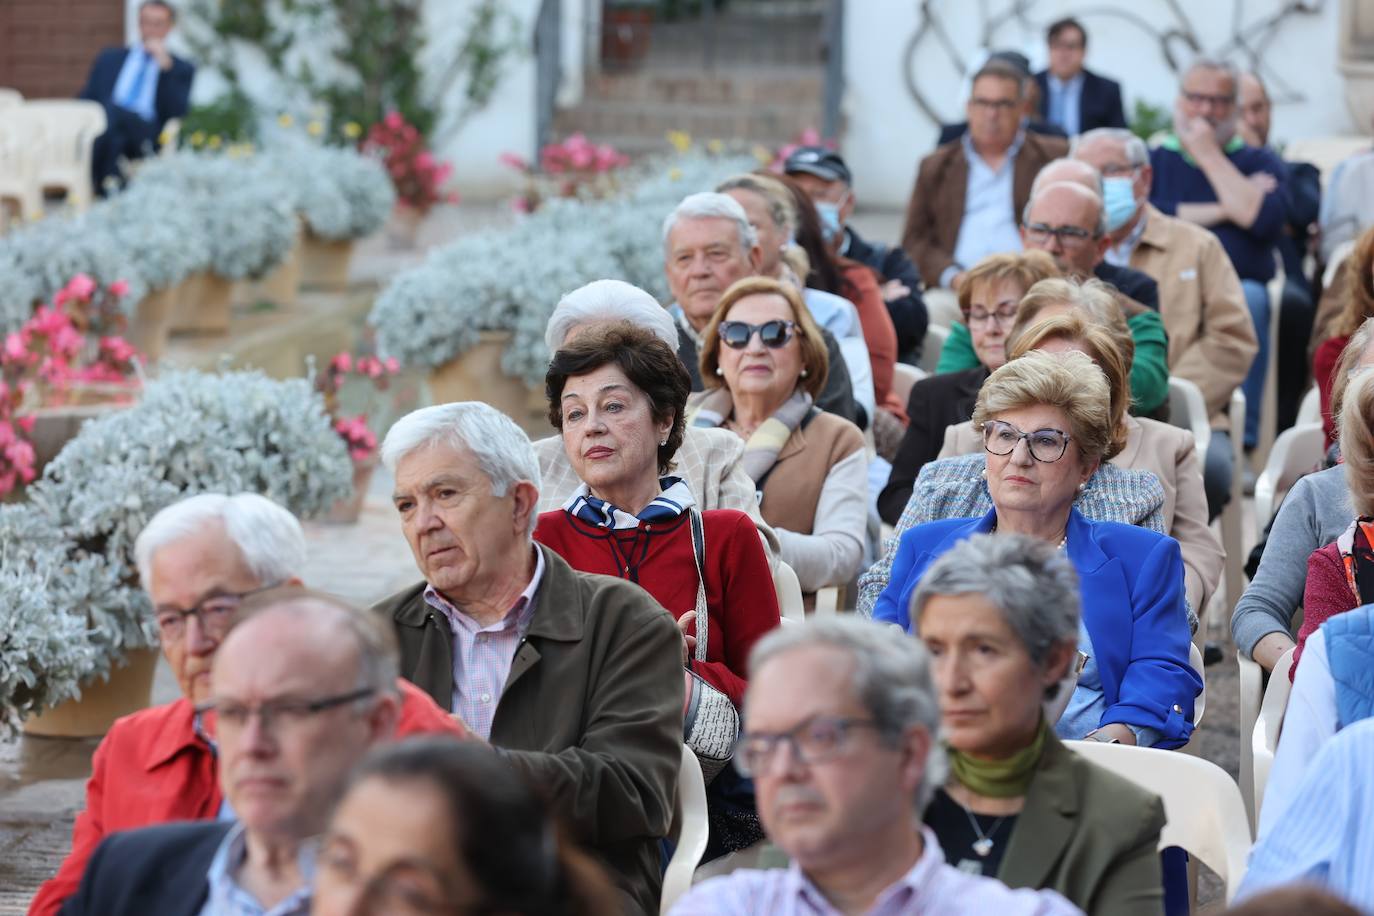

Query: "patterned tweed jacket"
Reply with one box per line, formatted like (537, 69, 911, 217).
(858, 453, 1166, 615)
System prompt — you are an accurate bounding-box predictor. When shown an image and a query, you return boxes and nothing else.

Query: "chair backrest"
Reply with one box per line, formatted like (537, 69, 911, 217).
(1236, 649, 1265, 831)
(0, 88, 21, 109)
(1285, 136, 1373, 189)
(1251, 647, 1296, 824)
(1166, 377, 1211, 456)
(919, 323, 949, 375)
(774, 562, 805, 622)
(1067, 741, 1252, 904)
(661, 745, 709, 914)
(1296, 385, 1321, 427)
(1254, 422, 1324, 531)
(1190, 641, 1207, 729)
(890, 361, 924, 409)
(1324, 239, 1355, 291)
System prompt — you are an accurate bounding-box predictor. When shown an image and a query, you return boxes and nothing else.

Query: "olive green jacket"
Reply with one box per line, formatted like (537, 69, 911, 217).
(372, 544, 684, 916)
(997, 732, 1166, 915)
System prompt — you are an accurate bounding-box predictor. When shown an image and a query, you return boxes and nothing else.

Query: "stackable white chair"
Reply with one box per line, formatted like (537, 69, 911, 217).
(1253, 422, 1324, 536)
(1166, 377, 1212, 456)
(1218, 389, 1247, 631)
(1296, 385, 1321, 427)
(0, 88, 22, 109)
(1067, 742, 1253, 906)
(0, 106, 46, 225)
(1237, 650, 1264, 830)
(890, 361, 924, 409)
(919, 323, 949, 375)
(1251, 647, 1296, 826)
(1253, 269, 1286, 471)
(23, 99, 107, 209)
(661, 745, 709, 913)
(773, 562, 805, 623)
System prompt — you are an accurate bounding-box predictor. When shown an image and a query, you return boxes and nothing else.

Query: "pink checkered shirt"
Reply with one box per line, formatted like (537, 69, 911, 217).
(422, 548, 544, 740)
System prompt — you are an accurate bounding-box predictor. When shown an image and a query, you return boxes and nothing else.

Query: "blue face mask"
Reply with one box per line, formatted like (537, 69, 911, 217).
(815, 201, 843, 243)
(1102, 176, 1139, 232)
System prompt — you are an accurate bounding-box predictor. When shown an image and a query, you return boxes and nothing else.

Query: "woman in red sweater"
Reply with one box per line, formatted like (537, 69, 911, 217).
(1315, 226, 1374, 450)
(533, 322, 780, 710)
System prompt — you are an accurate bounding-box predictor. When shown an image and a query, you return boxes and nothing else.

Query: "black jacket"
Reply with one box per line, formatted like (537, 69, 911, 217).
(677, 323, 866, 430)
(1094, 261, 1159, 311)
(843, 226, 929, 361)
(79, 46, 195, 133)
(1034, 68, 1128, 133)
(59, 820, 231, 916)
(936, 119, 1067, 148)
(878, 366, 989, 525)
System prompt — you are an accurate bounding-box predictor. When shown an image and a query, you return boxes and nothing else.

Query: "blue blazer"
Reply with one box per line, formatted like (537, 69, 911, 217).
(78, 47, 195, 132)
(1034, 68, 1128, 133)
(58, 820, 229, 916)
(873, 507, 1200, 746)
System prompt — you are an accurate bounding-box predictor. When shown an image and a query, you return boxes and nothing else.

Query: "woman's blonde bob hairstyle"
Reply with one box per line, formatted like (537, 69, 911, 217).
(1341, 366, 1374, 516)
(1008, 312, 1135, 460)
(698, 276, 829, 401)
(1009, 276, 1123, 348)
(956, 250, 1061, 317)
(972, 348, 1114, 465)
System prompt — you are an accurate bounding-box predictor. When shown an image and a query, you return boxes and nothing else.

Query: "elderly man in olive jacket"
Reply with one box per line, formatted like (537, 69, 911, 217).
(371, 401, 683, 916)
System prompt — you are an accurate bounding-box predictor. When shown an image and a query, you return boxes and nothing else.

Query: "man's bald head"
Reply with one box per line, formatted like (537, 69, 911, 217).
(1021, 182, 1108, 278)
(1032, 158, 1103, 197)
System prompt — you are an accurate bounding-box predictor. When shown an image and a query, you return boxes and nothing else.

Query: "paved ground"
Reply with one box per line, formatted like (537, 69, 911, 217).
(0, 204, 1251, 911)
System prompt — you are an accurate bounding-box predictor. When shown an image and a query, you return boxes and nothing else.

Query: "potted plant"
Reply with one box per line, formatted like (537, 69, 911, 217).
(363, 110, 458, 251)
(501, 133, 631, 213)
(314, 349, 401, 523)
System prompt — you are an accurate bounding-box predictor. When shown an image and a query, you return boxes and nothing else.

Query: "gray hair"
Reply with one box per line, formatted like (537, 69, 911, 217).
(661, 191, 758, 256)
(749, 617, 947, 812)
(380, 403, 541, 536)
(1181, 56, 1239, 99)
(910, 534, 1080, 670)
(134, 493, 305, 593)
(1022, 179, 1107, 238)
(544, 279, 675, 352)
(1072, 128, 1149, 168)
(716, 173, 797, 240)
(1032, 157, 1104, 198)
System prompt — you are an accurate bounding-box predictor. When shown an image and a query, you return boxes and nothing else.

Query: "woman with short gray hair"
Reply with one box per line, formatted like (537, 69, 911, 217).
(913, 534, 1166, 914)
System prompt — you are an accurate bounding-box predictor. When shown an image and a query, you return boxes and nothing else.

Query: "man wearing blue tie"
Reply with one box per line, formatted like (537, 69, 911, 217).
(78, 1, 194, 195)
(1034, 18, 1127, 136)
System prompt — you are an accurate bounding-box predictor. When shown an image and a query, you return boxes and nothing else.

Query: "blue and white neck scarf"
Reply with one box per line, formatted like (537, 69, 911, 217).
(564, 476, 696, 530)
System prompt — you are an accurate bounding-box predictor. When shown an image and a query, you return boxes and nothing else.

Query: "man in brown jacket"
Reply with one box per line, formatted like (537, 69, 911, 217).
(371, 401, 683, 916)
(901, 59, 1069, 296)
(1075, 127, 1258, 518)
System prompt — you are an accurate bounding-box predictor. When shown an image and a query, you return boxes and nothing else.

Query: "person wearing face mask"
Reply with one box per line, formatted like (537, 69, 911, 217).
(784, 146, 929, 365)
(1148, 57, 1289, 458)
(1074, 126, 1259, 521)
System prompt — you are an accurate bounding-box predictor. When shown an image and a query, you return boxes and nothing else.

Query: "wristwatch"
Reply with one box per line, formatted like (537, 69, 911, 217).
(1085, 730, 1121, 744)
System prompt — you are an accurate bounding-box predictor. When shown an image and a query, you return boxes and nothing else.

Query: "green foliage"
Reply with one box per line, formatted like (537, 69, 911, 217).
(1130, 99, 1170, 143)
(178, 88, 259, 147)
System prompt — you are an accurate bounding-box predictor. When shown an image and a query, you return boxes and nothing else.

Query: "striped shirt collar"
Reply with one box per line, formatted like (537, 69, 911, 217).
(201, 823, 315, 916)
(562, 477, 697, 530)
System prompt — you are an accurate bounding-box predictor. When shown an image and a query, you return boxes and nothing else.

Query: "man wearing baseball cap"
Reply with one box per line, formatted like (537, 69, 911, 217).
(785, 145, 928, 363)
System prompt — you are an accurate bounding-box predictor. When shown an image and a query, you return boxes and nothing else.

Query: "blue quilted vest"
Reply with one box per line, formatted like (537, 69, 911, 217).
(1326, 605, 1374, 730)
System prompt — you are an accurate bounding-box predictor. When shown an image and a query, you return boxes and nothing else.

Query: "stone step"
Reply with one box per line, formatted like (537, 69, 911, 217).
(553, 100, 821, 148)
(583, 68, 824, 105)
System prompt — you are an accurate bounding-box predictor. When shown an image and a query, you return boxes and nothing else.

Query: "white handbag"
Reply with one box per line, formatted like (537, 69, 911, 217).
(682, 509, 741, 783)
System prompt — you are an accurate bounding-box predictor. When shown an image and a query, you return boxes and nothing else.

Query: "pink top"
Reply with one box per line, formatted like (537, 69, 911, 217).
(1298, 541, 1357, 681)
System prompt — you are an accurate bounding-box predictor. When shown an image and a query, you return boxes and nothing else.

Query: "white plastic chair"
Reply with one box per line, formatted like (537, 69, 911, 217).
(1217, 389, 1247, 635)
(1324, 240, 1355, 291)
(1067, 742, 1253, 905)
(773, 562, 806, 623)
(661, 745, 709, 914)
(1253, 422, 1324, 535)
(1237, 650, 1264, 831)
(890, 362, 924, 410)
(0, 107, 46, 224)
(1166, 376, 1212, 456)
(923, 287, 962, 329)
(1251, 647, 1296, 826)
(919, 323, 949, 375)
(1190, 641, 1207, 729)
(23, 99, 106, 209)
(0, 88, 21, 109)
(1296, 386, 1321, 427)
(1285, 136, 1373, 189)
(1252, 268, 1286, 471)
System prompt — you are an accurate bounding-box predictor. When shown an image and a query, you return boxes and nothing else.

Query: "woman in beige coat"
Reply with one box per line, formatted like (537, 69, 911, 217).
(940, 278, 1223, 613)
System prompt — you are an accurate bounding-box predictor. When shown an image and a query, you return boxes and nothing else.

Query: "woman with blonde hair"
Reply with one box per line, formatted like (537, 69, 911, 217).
(690, 275, 866, 594)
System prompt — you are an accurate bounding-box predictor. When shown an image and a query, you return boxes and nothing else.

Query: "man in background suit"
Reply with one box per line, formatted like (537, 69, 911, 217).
(1035, 17, 1128, 135)
(78, 0, 194, 194)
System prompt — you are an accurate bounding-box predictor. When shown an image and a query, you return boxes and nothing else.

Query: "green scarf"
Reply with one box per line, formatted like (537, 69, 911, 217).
(946, 719, 1048, 798)
(1159, 131, 1246, 167)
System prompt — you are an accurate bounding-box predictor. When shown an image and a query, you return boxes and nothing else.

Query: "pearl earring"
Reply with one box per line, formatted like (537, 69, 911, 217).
(715, 367, 724, 376)
(660, 438, 668, 446)
(800, 368, 809, 378)
(1078, 482, 1088, 492)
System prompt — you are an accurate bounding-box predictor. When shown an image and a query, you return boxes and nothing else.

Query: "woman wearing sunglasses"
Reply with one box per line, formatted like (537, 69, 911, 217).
(872, 348, 1200, 749)
(688, 275, 868, 595)
(312, 737, 619, 916)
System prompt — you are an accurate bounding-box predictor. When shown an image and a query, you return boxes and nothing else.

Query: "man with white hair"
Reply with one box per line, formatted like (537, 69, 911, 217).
(672, 618, 1081, 915)
(30, 494, 464, 916)
(373, 401, 682, 916)
(537, 278, 779, 567)
(59, 591, 403, 914)
(663, 190, 866, 428)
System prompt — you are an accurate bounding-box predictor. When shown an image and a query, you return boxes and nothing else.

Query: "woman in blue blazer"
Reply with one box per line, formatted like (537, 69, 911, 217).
(873, 348, 1200, 748)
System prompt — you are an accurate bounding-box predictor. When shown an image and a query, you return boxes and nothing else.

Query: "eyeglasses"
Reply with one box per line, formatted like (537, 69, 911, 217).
(982, 419, 1072, 463)
(735, 715, 884, 777)
(195, 687, 376, 737)
(154, 583, 279, 641)
(966, 304, 1018, 328)
(969, 97, 1020, 113)
(1023, 222, 1099, 249)
(718, 319, 797, 350)
(1098, 163, 1140, 178)
(318, 849, 472, 916)
(1182, 91, 1235, 109)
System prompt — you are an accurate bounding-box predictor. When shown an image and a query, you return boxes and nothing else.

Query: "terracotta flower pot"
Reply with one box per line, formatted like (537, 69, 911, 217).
(235, 225, 302, 309)
(128, 287, 176, 362)
(171, 271, 235, 335)
(387, 204, 426, 251)
(300, 231, 355, 292)
(320, 455, 379, 525)
(427, 330, 534, 421)
(23, 647, 161, 738)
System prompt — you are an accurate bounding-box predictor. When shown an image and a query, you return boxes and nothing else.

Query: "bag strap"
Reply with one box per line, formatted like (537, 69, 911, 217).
(688, 508, 710, 663)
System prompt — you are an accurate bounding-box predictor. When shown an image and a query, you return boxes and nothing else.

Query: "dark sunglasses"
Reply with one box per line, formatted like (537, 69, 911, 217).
(718, 319, 797, 350)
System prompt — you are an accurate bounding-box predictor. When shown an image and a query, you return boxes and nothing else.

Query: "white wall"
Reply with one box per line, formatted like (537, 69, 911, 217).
(843, 0, 1355, 208)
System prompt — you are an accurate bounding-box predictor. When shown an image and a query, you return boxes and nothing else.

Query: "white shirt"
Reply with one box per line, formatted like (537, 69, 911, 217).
(1258, 629, 1336, 838)
(949, 132, 1026, 287)
(112, 45, 160, 123)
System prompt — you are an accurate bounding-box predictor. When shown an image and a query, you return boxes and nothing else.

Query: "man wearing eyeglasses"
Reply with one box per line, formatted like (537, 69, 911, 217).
(58, 591, 405, 915)
(1149, 56, 1288, 460)
(1033, 18, 1127, 136)
(901, 59, 1069, 304)
(29, 494, 464, 916)
(672, 618, 1081, 915)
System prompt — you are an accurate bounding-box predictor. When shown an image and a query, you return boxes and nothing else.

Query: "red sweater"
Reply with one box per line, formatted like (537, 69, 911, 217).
(533, 508, 780, 707)
(1315, 334, 1349, 452)
(1297, 541, 1357, 681)
(28, 679, 465, 916)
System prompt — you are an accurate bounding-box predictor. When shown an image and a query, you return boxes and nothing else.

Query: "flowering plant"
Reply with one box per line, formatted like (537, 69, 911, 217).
(315, 351, 401, 462)
(501, 133, 631, 212)
(363, 111, 458, 213)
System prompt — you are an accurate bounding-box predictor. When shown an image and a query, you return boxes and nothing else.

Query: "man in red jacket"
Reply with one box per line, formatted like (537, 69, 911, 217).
(28, 493, 467, 916)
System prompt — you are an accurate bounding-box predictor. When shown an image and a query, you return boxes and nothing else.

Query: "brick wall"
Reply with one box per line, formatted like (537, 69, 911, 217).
(0, 0, 125, 99)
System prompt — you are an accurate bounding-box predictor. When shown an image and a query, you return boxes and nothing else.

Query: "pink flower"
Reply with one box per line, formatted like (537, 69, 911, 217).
(330, 352, 353, 373)
(3, 333, 25, 360)
(383, 357, 400, 373)
(512, 196, 532, 213)
(15, 415, 35, 435)
(109, 279, 130, 297)
(416, 151, 435, 170)
(499, 152, 530, 172)
(65, 273, 97, 300)
(384, 111, 403, 130)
